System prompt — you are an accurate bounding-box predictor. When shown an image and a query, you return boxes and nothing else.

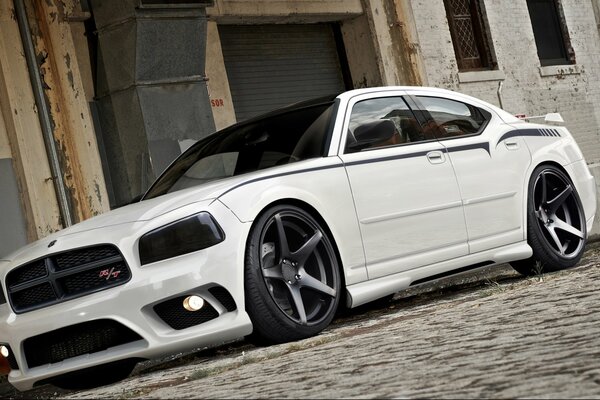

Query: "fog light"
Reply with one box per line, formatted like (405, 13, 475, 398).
(0, 346, 8, 358)
(183, 295, 204, 312)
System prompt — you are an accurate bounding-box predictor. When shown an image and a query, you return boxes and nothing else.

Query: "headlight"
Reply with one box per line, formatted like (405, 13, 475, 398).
(139, 212, 225, 265)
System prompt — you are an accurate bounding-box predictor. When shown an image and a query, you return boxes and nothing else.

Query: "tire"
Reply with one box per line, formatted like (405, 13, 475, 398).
(245, 205, 341, 344)
(511, 164, 587, 276)
(49, 359, 138, 390)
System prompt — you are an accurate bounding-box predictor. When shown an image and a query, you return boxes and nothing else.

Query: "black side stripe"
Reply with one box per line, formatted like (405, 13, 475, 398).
(217, 164, 343, 198)
(496, 128, 561, 147)
(216, 138, 504, 198)
(446, 142, 490, 155)
(344, 150, 431, 167)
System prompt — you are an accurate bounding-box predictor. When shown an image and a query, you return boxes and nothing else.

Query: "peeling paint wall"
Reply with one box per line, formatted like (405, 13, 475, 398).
(0, 0, 109, 245)
(0, 0, 62, 240)
(27, 0, 109, 221)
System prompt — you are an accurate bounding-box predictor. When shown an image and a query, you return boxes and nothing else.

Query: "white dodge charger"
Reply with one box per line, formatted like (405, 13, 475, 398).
(0, 87, 595, 390)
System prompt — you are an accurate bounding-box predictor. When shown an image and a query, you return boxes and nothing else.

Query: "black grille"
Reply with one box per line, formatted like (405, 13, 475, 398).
(6, 245, 131, 313)
(54, 246, 120, 271)
(11, 282, 56, 309)
(24, 319, 142, 368)
(59, 262, 128, 295)
(154, 296, 219, 330)
(8, 261, 47, 286)
(209, 286, 237, 312)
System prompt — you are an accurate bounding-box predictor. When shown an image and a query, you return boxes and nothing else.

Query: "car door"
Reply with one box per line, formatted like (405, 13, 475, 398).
(408, 93, 531, 254)
(339, 93, 469, 280)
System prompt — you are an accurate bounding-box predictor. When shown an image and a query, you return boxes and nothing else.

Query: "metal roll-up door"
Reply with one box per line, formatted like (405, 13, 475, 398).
(219, 24, 347, 121)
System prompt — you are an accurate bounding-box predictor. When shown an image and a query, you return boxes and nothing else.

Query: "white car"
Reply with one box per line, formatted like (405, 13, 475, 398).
(0, 87, 595, 390)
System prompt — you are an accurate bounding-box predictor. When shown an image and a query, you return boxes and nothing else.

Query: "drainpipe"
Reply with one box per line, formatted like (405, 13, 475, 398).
(13, 0, 73, 227)
(497, 80, 504, 110)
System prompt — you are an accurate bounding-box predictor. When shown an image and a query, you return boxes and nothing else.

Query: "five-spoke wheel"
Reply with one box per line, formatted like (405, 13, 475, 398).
(245, 205, 341, 343)
(511, 165, 586, 275)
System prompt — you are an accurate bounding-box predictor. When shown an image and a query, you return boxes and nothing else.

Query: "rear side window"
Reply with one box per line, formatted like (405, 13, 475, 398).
(415, 96, 491, 138)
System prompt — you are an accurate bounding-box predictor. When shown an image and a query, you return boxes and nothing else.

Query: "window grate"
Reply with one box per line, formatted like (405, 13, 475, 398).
(444, 0, 496, 71)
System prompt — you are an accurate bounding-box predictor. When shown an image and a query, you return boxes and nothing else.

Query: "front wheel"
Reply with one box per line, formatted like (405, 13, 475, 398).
(245, 205, 341, 344)
(511, 165, 587, 276)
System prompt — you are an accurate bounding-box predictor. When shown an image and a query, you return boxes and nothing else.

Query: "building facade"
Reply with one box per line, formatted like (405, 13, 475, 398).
(1, 0, 600, 257)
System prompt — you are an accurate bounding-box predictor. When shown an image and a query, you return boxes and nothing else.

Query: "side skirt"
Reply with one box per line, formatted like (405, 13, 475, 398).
(345, 241, 532, 308)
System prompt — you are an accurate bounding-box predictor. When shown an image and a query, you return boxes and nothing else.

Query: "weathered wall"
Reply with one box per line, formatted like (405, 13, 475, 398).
(28, 0, 110, 221)
(0, 1, 62, 239)
(0, 107, 11, 160)
(205, 21, 236, 131)
(208, 0, 363, 23)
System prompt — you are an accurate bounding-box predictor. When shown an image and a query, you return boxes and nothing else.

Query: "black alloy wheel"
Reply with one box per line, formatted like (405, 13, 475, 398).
(511, 165, 586, 276)
(245, 205, 341, 344)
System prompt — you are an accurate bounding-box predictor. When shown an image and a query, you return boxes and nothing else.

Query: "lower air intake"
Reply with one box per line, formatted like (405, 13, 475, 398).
(24, 319, 142, 368)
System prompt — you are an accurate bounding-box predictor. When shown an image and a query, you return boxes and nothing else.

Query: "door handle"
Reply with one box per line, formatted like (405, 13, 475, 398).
(426, 151, 445, 164)
(505, 140, 519, 150)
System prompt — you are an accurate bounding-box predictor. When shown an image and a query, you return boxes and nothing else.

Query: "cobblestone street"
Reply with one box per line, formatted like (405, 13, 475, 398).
(4, 243, 600, 399)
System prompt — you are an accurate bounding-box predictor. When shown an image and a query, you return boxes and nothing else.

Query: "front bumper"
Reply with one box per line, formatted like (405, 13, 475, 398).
(0, 200, 253, 391)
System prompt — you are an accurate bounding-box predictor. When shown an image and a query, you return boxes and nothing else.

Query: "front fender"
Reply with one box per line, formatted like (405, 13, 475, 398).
(217, 159, 368, 285)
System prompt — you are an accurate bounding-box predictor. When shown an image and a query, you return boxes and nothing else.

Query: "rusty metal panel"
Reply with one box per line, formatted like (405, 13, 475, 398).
(219, 24, 346, 121)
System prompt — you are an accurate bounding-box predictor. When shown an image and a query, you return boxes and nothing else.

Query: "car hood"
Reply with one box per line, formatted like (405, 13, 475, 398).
(1, 176, 245, 263)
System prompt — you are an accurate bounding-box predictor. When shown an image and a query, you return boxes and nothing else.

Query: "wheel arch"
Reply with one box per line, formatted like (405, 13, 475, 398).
(248, 198, 348, 294)
(521, 160, 574, 237)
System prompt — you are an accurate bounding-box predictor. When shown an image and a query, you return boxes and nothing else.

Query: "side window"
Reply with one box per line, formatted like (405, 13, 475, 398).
(345, 97, 428, 153)
(415, 96, 491, 138)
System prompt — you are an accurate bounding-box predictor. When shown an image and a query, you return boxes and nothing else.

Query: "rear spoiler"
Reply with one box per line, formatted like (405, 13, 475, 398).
(515, 112, 565, 125)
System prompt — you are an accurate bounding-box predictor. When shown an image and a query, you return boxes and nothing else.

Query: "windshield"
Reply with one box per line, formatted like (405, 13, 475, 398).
(144, 100, 337, 199)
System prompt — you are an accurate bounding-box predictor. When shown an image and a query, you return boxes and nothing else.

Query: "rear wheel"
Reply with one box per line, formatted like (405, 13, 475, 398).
(511, 165, 586, 276)
(245, 205, 341, 344)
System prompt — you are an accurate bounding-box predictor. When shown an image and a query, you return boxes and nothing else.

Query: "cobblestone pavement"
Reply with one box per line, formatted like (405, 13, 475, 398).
(3, 244, 600, 399)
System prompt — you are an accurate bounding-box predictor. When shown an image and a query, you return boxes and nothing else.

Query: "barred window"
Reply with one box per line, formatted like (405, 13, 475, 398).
(444, 0, 496, 71)
(526, 0, 575, 66)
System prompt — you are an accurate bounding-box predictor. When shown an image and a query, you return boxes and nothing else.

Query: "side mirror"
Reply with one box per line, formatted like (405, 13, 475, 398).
(544, 113, 564, 124)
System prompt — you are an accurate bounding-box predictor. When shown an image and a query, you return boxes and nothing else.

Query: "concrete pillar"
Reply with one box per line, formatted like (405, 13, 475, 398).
(205, 21, 236, 130)
(91, 0, 215, 206)
(361, 0, 427, 86)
